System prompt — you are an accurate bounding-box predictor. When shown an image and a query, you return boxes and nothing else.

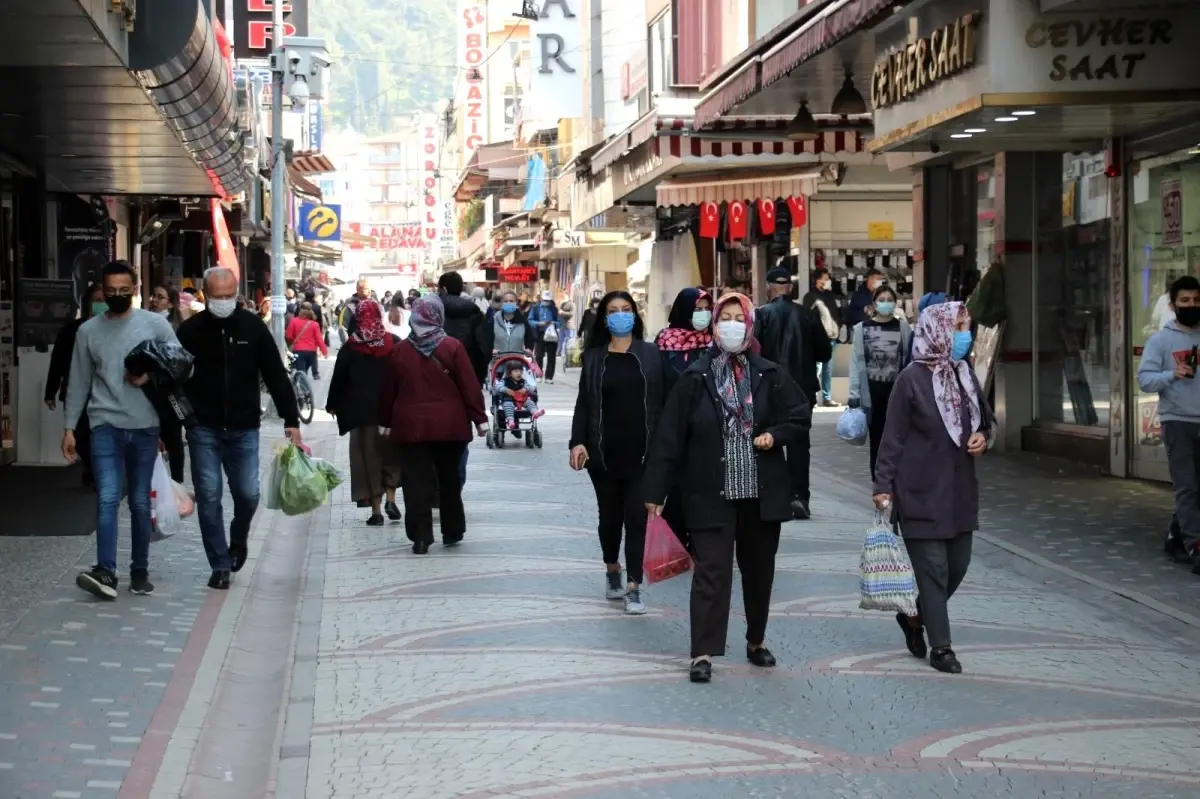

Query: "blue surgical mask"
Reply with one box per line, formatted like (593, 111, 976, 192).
(90, 301, 108, 317)
(874, 301, 895, 317)
(951, 331, 973, 361)
(501, 302, 517, 314)
(691, 309, 712, 330)
(606, 311, 635, 336)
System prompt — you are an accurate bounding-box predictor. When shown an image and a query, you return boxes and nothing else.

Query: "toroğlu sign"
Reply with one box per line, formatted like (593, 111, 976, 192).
(871, 11, 981, 109)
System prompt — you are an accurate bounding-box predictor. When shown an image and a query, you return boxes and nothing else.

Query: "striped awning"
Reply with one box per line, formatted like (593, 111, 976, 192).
(291, 150, 335, 175)
(655, 166, 827, 208)
(288, 168, 322, 201)
(654, 129, 865, 158)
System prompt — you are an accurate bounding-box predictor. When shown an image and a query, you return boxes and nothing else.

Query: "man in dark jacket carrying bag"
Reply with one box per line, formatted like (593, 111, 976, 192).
(176, 267, 303, 590)
(754, 267, 832, 520)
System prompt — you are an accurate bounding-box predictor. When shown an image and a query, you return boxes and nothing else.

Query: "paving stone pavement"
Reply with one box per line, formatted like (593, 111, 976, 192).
(278, 377, 1200, 799)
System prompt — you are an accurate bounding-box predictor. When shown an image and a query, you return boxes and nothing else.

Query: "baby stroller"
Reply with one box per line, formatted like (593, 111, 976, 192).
(485, 353, 543, 450)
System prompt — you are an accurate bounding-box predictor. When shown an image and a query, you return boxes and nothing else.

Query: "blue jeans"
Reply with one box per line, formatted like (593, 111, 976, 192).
(187, 427, 260, 571)
(91, 425, 159, 574)
(819, 340, 838, 402)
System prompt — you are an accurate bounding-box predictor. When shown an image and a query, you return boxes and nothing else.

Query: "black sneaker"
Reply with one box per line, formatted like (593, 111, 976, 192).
(77, 567, 118, 600)
(229, 540, 248, 573)
(365, 514, 385, 527)
(207, 570, 230, 590)
(384, 501, 402, 521)
(129, 569, 155, 596)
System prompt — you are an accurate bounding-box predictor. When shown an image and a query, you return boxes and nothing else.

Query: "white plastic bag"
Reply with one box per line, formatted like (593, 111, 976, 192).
(151, 455, 180, 540)
(835, 407, 868, 445)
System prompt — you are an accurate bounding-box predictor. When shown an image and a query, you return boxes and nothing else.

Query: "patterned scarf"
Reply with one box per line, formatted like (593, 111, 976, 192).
(911, 301, 981, 446)
(407, 295, 448, 358)
(655, 288, 712, 352)
(347, 299, 393, 357)
(711, 292, 756, 435)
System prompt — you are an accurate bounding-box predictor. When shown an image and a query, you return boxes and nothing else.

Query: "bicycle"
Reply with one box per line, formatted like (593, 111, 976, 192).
(287, 351, 315, 425)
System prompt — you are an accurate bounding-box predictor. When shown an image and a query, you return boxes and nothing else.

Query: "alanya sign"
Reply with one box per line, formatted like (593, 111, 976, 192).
(871, 12, 981, 110)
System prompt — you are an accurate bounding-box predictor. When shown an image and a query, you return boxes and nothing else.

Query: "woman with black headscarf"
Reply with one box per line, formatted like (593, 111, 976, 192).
(655, 288, 713, 397)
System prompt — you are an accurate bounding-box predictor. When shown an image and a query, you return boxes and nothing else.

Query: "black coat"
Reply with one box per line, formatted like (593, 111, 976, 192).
(325, 337, 399, 436)
(45, 318, 86, 402)
(643, 352, 811, 527)
(569, 339, 664, 472)
(442, 293, 488, 382)
(754, 297, 832, 403)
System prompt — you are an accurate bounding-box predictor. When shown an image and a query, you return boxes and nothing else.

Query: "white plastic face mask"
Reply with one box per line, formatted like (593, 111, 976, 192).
(208, 298, 238, 319)
(716, 320, 747, 351)
(691, 310, 712, 330)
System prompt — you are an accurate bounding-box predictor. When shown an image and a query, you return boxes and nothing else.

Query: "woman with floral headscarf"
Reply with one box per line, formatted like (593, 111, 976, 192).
(644, 292, 810, 683)
(327, 298, 402, 526)
(379, 295, 489, 554)
(872, 301, 993, 675)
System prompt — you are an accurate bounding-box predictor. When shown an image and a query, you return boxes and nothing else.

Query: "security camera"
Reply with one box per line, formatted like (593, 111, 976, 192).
(288, 76, 310, 109)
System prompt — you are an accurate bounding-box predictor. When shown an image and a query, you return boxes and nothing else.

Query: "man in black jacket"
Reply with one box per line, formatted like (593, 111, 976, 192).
(437, 271, 488, 384)
(755, 267, 833, 520)
(177, 267, 303, 590)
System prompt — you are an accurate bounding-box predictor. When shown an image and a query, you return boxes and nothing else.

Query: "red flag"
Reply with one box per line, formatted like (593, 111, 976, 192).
(728, 200, 748, 240)
(757, 199, 776, 235)
(787, 195, 807, 228)
(210, 199, 239, 280)
(698, 201, 720, 239)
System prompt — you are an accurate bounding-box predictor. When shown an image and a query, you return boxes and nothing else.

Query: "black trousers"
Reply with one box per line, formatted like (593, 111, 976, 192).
(588, 469, 646, 584)
(293, 350, 319, 378)
(785, 429, 810, 503)
(690, 500, 781, 659)
(867, 383, 894, 482)
(159, 415, 186, 483)
(534, 339, 557, 380)
(904, 533, 973, 650)
(397, 442, 467, 544)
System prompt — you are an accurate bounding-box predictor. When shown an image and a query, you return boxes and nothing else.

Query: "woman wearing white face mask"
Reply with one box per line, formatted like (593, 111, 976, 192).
(848, 285, 912, 480)
(643, 292, 811, 683)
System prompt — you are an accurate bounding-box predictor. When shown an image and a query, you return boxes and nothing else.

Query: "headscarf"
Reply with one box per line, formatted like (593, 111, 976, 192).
(348, 298, 393, 357)
(655, 288, 712, 353)
(407, 295, 448, 357)
(918, 291, 948, 314)
(710, 292, 756, 435)
(910, 301, 981, 446)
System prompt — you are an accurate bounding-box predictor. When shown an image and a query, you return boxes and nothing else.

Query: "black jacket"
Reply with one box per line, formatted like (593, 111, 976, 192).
(643, 352, 811, 527)
(442, 293, 488, 382)
(176, 308, 301, 430)
(754, 297, 833, 402)
(569, 339, 664, 472)
(45, 318, 86, 402)
(325, 338, 399, 436)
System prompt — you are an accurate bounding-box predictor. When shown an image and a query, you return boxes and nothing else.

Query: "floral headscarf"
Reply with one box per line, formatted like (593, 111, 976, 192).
(711, 292, 756, 435)
(911, 301, 981, 446)
(348, 298, 393, 357)
(655, 288, 712, 353)
(407, 295, 448, 357)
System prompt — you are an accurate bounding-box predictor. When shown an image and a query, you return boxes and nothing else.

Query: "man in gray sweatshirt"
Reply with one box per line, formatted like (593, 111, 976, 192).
(63, 260, 179, 599)
(1137, 275, 1200, 574)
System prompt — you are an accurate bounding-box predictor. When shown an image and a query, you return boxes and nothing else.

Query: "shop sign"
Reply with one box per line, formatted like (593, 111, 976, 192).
(1025, 16, 1172, 83)
(553, 230, 584, 248)
(1162, 178, 1183, 246)
(457, 0, 488, 163)
(421, 119, 440, 248)
(872, 12, 981, 110)
(346, 222, 428, 251)
(531, 0, 583, 118)
(867, 221, 895, 241)
(500, 265, 538, 282)
(16, 279, 75, 350)
(214, 0, 309, 60)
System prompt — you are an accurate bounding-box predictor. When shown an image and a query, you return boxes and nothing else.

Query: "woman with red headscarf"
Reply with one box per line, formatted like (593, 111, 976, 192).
(326, 298, 402, 526)
(643, 292, 811, 683)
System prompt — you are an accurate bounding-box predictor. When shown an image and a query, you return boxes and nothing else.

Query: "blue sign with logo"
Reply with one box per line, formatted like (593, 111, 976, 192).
(299, 203, 341, 241)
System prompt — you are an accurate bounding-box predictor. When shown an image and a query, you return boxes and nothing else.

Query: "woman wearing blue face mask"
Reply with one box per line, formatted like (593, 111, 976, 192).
(872, 302, 993, 675)
(848, 285, 913, 480)
(569, 291, 665, 615)
(482, 290, 536, 357)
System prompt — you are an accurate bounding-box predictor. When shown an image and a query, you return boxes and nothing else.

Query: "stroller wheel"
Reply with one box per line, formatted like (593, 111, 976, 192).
(486, 429, 495, 449)
(534, 430, 543, 449)
(525, 431, 534, 449)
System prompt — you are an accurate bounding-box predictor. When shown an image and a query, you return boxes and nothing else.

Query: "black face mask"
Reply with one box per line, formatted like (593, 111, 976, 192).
(105, 295, 133, 314)
(1178, 306, 1200, 327)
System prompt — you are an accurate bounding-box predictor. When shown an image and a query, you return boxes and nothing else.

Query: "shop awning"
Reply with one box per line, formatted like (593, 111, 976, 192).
(292, 150, 335, 175)
(289, 168, 323, 202)
(656, 166, 828, 208)
(657, 130, 866, 159)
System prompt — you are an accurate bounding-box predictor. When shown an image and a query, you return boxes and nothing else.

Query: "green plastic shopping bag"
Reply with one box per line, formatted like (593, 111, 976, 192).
(277, 443, 328, 516)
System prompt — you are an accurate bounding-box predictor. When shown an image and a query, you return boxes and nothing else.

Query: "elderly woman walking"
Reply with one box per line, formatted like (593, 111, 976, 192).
(380, 296, 489, 554)
(644, 292, 810, 683)
(872, 301, 992, 675)
(327, 299, 403, 526)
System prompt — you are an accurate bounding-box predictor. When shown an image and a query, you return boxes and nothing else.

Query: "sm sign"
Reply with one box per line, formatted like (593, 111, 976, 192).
(214, 0, 310, 59)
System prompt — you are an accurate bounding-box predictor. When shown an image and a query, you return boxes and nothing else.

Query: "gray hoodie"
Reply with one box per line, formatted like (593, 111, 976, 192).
(1137, 319, 1200, 423)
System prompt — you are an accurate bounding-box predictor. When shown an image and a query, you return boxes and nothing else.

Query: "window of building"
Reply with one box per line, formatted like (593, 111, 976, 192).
(649, 11, 671, 97)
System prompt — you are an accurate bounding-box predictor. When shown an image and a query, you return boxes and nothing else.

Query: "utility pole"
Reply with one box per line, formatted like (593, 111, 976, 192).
(268, 0, 287, 353)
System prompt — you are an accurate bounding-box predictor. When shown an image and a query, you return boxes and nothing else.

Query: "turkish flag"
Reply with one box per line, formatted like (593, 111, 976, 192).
(757, 199, 776, 235)
(698, 201, 720, 239)
(787, 195, 807, 228)
(728, 200, 748, 240)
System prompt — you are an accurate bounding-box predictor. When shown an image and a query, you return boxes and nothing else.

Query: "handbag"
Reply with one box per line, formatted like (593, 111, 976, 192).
(859, 510, 919, 615)
(543, 323, 559, 343)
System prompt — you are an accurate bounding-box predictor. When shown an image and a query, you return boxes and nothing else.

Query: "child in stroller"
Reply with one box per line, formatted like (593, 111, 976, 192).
(486, 354, 544, 449)
(500, 362, 545, 429)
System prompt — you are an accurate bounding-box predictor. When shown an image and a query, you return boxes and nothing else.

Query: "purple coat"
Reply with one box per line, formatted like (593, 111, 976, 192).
(872, 363, 993, 540)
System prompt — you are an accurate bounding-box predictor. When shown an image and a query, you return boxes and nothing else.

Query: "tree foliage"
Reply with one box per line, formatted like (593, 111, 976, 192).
(313, 0, 457, 135)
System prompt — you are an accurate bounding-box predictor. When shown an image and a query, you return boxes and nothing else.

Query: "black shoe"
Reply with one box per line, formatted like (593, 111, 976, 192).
(229, 541, 248, 573)
(76, 567, 118, 600)
(746, 646, 777, 668)
(896, 613, 927, 659)
(207, 570, 230, 590)
(1192, 555, 1200, 576)
(689, 659, 712, 683)
(384, 501, 402, 521)
(129, 569, 155, 596)
(1166, 535, 1192, 564)
(443, 534, 463, 547)
(366, 514, 385, 527)
(930, 646, 962, 674)
(790, 499, 810, 520)
(412, 541, 431, 555)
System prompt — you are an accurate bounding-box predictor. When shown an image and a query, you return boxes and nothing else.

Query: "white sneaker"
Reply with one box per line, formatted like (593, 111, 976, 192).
(624, 588, 646, 615)
(605, 571, 624, 600)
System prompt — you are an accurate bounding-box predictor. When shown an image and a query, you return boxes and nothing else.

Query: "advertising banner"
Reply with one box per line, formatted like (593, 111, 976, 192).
(457, 0, 488, 167)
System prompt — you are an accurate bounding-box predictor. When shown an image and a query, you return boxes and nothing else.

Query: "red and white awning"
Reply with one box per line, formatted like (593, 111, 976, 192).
(656, 166, 827, 208)
(655, 130, 865, 159)
(291, 150, 335, 175)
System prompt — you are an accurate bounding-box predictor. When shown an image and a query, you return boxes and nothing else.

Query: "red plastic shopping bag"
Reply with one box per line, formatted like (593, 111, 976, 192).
(644, 513, 692, 584)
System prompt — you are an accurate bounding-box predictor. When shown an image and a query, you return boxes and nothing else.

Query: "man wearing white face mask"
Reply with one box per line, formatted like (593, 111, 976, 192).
(176, 267, 303, 590)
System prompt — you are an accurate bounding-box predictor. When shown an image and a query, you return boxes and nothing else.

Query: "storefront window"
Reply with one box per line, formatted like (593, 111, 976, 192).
(1128, 148, 1200, 476)
(947, 160, 995, 299)
(1032, 152, 1112, 429)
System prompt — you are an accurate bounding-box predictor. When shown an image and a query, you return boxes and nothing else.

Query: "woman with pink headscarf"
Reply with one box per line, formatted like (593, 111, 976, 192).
(644, 292, 810, 684)
(872, 301, 993, 675)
